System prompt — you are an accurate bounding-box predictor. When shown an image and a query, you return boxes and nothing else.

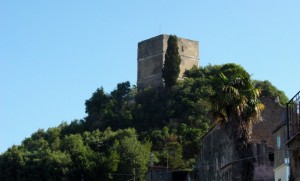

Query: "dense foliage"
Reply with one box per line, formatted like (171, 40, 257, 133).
(0, 63, 288, 180)
(254, 80, 289, 105)
(0, 127, 150, 181)
(210, 64, 264, 180)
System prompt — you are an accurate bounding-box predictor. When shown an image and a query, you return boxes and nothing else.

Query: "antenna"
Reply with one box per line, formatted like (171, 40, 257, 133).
(159, 24, 161, 34)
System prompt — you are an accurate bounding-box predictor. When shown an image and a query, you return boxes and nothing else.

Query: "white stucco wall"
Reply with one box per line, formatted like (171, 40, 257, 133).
(274, 163, 290, 181)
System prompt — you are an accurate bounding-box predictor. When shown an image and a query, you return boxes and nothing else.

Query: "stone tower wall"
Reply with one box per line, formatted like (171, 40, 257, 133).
(137, 34, 199, 90)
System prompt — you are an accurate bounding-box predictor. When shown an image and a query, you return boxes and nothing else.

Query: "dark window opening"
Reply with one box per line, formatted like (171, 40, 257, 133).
(269, 152, 274, 161)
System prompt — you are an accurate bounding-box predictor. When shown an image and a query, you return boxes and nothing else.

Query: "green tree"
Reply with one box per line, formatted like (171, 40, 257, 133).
(133, 88, 168, 130)
(85, 82, 135, 131)
(169, 77, 212, 129)
(115, 129, 151, 181)
(62, 134, 94, 180)
(0, 146, 26, 180)
(177, 124, 204, 162)
(82, 129, 120, 180)
(254, 80, 288, 105)
(60, 119, 87, 136)
(110, 81, 134, 129)
(211, 63, 263, 181)
(162, 35, 181, 88)
(85, 87, 113, 130)
(161, 133, 183, 169)
(43, 150, 72, 180)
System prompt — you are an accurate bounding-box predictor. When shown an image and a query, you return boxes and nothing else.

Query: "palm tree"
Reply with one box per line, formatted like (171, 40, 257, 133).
(212, 63, 264, 181)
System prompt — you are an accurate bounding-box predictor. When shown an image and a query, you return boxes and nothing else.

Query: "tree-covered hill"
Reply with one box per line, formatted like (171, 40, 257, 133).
(0, 64, 288, 181)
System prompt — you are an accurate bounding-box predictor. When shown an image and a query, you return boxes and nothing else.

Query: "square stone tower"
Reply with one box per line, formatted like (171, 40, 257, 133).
(137, 34, 199, 90)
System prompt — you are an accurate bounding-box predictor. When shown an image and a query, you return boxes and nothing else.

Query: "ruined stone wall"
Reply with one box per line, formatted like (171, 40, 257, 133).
(198, 98, 284, 181)
(137, 34, 199, 90)
(252, 97, 286, 148)
(198, 125, 235, 181)
(250, 97, 285, 180)
(199, 125, 275, 181)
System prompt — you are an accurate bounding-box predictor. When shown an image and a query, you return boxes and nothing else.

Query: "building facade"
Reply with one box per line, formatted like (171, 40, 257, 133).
(273, 116, 290, 181)
(137, 34, 199, 90)
(286, 91, 300, 181)
(197, 97, 285, 181)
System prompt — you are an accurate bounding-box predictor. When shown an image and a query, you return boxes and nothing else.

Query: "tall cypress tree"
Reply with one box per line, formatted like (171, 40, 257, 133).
(162, 35, 181, 88)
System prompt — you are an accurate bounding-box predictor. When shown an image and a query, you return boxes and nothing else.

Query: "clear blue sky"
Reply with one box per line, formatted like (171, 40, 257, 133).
(1, 1, 299, 153)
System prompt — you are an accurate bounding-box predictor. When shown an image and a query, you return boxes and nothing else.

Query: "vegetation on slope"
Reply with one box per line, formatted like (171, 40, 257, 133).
(0, 64, 288, 181)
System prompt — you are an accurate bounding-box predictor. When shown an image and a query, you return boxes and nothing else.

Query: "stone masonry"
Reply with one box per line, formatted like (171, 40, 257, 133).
(137, 34, 199, 90)
(198, 97, 285, 181)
